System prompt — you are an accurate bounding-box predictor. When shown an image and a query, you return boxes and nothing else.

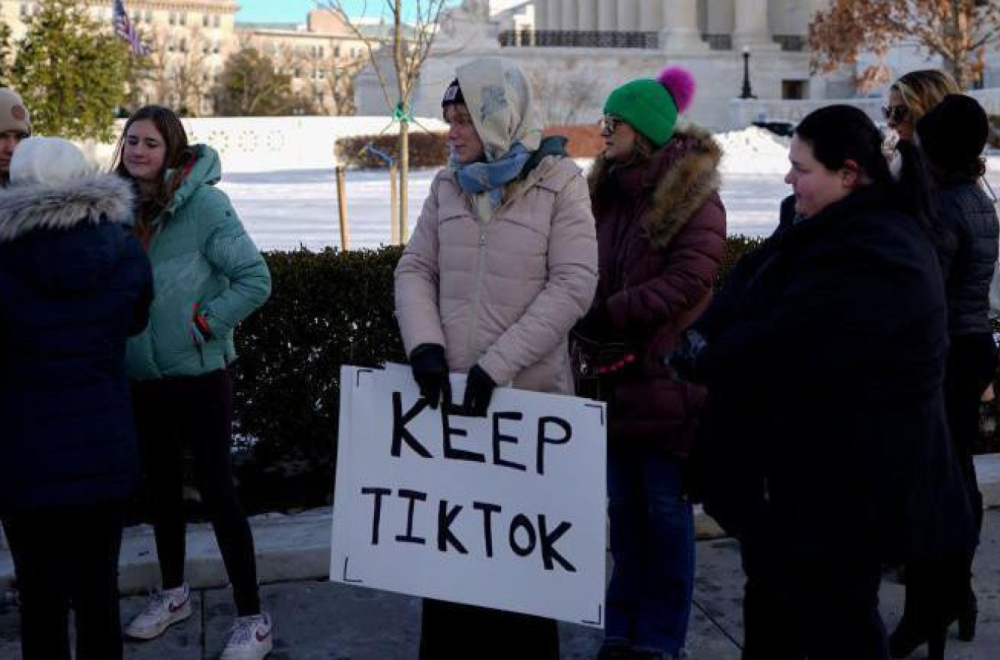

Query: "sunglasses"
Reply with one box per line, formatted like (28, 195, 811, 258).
(598, 116, 624, 134)
(881, 104, 909, 124)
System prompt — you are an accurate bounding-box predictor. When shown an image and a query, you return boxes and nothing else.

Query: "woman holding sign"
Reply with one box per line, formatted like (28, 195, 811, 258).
(395, 57, 598, 658)
(574, 67, 726, 659)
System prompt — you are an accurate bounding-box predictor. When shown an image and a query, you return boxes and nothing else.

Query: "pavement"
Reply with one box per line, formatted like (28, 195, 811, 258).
(1, 455, 999, 659)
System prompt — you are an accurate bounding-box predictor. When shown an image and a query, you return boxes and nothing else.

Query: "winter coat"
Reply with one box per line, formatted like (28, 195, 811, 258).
(691, 186, 975, 564)
(0, 174, 153, 515)
(934, 177, 999, 336)
(395, 152, 598, 393)
(126, 144, 271, 381)
(580, 128, 726, 453)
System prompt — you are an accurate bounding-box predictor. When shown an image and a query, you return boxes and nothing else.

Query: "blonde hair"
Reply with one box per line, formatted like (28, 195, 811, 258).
(891, 70, 962, 124)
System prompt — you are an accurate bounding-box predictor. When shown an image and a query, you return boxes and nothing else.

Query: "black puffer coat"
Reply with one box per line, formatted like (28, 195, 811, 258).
(934, 178, 999, 335)
(691, 186, 975, 565)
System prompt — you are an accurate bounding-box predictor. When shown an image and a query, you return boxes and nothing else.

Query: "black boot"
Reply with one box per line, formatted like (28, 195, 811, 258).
(958, 589, 977, 642)
(888, 617, 925, 659)
(596, 638, 633, 660)
(927, 626, 945, 660)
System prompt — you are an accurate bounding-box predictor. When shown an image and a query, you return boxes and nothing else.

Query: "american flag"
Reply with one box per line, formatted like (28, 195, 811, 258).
(113, 0, 150, 56)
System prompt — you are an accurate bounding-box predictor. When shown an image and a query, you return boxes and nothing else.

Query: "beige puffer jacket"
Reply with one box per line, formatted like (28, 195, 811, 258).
(395, 155, 598, 394)
(396, 57, 597, 395)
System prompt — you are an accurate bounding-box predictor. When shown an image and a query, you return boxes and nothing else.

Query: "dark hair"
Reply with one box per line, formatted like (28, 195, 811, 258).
(916, 94, 989, 182)
(112, 105, 194, 229)
(794, 105, 936, 238)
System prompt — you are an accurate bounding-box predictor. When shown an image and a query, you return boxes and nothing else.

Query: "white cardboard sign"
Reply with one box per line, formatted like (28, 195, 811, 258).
(330, 364, 607, 628)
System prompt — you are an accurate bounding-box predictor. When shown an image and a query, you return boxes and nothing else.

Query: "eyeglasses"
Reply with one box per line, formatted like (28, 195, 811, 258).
(881, 104, 909, 124)
(598, 116, 623, 134)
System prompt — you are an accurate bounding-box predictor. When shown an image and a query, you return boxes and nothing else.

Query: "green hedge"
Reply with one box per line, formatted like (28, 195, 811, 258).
(227, 237, 768, 513)
(335, 132, 449, 169)
(230, 247, 406, 512)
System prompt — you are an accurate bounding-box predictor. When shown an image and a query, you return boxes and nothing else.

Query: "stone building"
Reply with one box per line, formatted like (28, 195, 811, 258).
(235, 9, 395, 115)
(0, 1, 382, 116)
(357, 0, 840, 130)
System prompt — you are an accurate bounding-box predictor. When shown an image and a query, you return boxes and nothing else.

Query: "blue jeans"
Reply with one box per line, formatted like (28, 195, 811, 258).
(606, 447, 695, 654)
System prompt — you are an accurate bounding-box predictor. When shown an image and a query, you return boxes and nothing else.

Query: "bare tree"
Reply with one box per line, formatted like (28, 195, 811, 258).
(173, 28, 213, 116)
(318, 0, 452, 244)
(142, 26, 213, 115)
(810, 0, 1000, 90)
(305, 47, 365, 116)
(529, 69, 604, 128)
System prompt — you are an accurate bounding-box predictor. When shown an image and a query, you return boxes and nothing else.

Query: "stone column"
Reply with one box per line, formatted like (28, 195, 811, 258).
(660, 0, 707, 52)
(547, 0, 562, 30)
(561, 0, 578, 31)
(598, 0, 617, 31)
(578, 0, 599, 31)
(734, 0, 777, 50)
(617, 0, 640, 32)
(640, 0, 663, 31)
(534, 0, 548, 31)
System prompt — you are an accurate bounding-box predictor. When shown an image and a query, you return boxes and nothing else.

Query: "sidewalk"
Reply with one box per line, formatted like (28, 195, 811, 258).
(1, 455, 999, 658)
(2, 512, 999, 658)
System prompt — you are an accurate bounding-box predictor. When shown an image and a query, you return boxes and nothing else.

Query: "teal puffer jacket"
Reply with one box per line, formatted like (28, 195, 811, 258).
(126, 144, 271, 381)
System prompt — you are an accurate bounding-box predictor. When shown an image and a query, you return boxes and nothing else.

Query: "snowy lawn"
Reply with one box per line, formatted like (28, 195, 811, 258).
(214, 128, 1000, 252)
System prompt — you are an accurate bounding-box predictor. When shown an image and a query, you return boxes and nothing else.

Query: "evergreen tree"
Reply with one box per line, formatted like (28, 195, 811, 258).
(212, 47, 312, 116)
(11, 0, 130, 140)
(0, 23, 12, 86)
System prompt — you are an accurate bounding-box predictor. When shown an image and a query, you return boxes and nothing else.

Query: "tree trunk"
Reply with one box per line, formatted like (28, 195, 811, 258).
(393, 0, 409, 245)
(945, 54, 970, 90)
(399, 121, 409, 244)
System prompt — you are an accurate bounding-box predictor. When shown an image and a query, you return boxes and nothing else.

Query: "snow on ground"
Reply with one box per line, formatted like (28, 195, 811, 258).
(216, 128, 1000, 252)
(715, 126, 793, 176)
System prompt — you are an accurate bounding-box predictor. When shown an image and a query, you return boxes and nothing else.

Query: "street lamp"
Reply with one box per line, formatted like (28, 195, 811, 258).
(740, 46, 755, 99)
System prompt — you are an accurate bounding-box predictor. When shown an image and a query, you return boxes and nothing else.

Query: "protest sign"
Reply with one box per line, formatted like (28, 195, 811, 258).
(331, 364, 607, 627)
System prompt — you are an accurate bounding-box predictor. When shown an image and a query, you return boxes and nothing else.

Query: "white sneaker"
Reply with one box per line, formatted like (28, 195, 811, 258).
(220, 612, 273, 660)
(123, 584, 192, 640)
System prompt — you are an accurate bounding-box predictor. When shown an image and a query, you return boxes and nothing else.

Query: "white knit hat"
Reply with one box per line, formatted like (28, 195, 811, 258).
(10, 137, 90, 186)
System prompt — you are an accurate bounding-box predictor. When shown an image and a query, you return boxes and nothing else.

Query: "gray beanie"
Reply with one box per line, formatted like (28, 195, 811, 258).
(0, 88, 31, 135)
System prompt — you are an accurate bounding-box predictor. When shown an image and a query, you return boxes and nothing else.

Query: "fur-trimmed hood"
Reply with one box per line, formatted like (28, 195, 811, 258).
(0, 174, 138, 294)
(0, 173, 134, 243)
(588, 126, 723, 249)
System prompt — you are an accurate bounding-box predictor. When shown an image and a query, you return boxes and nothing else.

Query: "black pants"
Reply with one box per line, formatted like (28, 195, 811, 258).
(899, 332, 997, 634)
(741, 535, 888, 660)
(944, 332, 996, 538)
(132, 369, 260, 616)
(2, 503, 124, 660)
(418, 599, 559, 659)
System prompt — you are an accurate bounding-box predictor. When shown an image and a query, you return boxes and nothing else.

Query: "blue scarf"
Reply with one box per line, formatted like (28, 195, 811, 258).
(453, 143, 531, 210)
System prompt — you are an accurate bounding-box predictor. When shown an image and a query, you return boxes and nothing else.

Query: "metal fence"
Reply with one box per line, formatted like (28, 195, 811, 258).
(499, 29, 659, 49)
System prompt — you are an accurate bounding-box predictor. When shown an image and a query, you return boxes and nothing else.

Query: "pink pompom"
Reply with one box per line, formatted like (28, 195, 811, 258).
(657, 66, 696, 114)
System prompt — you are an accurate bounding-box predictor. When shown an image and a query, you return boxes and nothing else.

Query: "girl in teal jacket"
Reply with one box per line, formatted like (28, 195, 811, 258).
(114, 106, 273, 660)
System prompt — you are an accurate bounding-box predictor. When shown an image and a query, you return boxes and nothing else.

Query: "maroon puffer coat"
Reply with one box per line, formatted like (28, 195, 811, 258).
(580, 126, 726, 455)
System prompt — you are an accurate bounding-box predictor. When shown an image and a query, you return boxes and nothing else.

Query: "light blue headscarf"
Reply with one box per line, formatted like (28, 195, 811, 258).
(448, 57, 542, 210)
(452, 143, 531, 210)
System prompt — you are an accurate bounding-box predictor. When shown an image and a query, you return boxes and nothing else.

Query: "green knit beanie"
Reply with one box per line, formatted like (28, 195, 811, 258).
(603, 67, 696, 147)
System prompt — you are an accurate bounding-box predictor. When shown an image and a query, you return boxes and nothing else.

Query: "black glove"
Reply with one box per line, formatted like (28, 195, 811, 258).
(668, 329, 709, 384)
(409, 344, 451, 409)
(462, 364, 496, 417)
(574, 301, 616, 344)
